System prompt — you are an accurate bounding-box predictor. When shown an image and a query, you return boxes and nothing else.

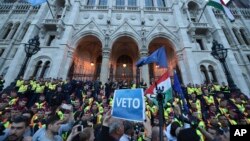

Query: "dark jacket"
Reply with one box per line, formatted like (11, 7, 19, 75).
(97, 126, 118, 141)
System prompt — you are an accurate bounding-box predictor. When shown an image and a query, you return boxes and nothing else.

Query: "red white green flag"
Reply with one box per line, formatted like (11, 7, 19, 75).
(145, 72, 172, 105)
(207, 0, 235, 21)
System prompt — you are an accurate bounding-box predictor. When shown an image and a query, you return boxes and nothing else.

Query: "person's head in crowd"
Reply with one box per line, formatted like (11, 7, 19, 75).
(177, 127, 200, 141)
(190, 93, 196, 100)
(10, 90, 17, 98)
(203, 88, 209, 95)
(45, 114, 61, 134)
(219, 100, 227, 108)
(87, 91, 92, 98)
(209, 116, 219, 127)
(0, 100, 7, 111)
(74, 99, 81, 108)
(151, 126, 168, 141)
(38, 94, 45, 102)
(103, 106, 109, 114)
(123, 120, 134, 136)
(22, 110, 34, 121)
(235, 97, 242, 104)
(217, 93, 224, 99)
(56, 86, 62, 92)
(170, 121, 181, 137)
(218, 115, 229, 128)
(238, 118, 248, 125)
(44, 109, 52, 119)
(239, 94, 247, 100)
(72, 127, 95, 141)
(11, 107, 21, 120)
(209, 105, 217, 112)
(109, 120, 124, 140)
(102, 97, 108, 105)
(1, 109, 11, 120)
(18, 98, 27, 107)
(1, 93, 7, 99)
(228, 109, 238, 119)
(37, 109, 45, 119)
(7, 116, 29, 141)
(91, 103, 98, 113)
(97, 95, 102, 102)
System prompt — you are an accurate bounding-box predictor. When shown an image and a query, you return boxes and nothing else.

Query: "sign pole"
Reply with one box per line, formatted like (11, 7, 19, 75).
(156, 83, 164, 141)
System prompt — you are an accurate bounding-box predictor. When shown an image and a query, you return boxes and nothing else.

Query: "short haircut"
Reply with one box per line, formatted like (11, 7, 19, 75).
(109, 120, 122, 134)
(170, 121, 181, 137)
(12, 116, 29, 127)
(45, 114, 60, 129)
(71, 127, 93, 141)
(123, 120, 134, 134)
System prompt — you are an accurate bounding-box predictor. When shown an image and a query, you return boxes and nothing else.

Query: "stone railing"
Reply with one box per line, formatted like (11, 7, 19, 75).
(127, 6, 139, 11)
(0, 2, 40, 13)
(144, 6, 156, 11)
(113, 6, 126, 11)
(193, 22, 209, 28)
(96, 5, 108, 10)
(43, 19, 60, 24)
(239, 8, 250, 19)
(0, 3, 13, 13)
(83, 5, 95, 10)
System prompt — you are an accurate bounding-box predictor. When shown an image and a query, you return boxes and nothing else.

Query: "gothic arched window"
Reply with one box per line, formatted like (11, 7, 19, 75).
(157, 0, 166, 7)
(200, 65, 210, 83)
(33, 61, 43, 78)
(10, 23, 20, 39)
(233, 28, 244, 45)
(128, 0, 137, 6)
(19, 23, 30, 40)
(145, 0, 154, 7)
(87, 0, 96, 6)
(40, 61, 50, 78)
(1, 23, 13, 39)
(99, 0, 107, 5)
(208, 65, 217, 83)
(239, 29, 250, 45)
(222, 27, 233, 45)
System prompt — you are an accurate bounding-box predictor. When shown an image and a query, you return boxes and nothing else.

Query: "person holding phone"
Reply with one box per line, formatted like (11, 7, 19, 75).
(66, 125, 94, 141)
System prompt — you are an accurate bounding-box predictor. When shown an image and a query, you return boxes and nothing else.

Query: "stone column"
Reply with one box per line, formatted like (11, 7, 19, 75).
(139, 49, 150, 86)
(100, 49, 110, 84)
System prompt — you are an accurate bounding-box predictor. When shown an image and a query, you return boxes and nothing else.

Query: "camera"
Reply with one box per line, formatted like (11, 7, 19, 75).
(134, 123, 144, 135)
(77, 125, 83, 132)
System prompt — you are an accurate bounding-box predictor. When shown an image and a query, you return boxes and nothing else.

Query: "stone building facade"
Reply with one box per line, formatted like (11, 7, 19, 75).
(0, 0, 249, 95)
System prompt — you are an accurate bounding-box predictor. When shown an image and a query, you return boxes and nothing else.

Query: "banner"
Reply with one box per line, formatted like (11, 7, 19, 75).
(112, 89, 145, 122)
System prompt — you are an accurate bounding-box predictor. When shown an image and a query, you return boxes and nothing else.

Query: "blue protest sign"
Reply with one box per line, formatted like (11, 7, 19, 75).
(112, 88, 145, 122)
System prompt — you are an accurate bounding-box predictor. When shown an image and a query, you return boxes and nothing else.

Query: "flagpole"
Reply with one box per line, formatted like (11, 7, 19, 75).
(197, 4, 207, 23)
(46, 0, 55, 19)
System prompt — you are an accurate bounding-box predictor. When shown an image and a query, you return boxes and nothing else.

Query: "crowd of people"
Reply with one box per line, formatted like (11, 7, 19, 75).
(0, 75, 249, 141)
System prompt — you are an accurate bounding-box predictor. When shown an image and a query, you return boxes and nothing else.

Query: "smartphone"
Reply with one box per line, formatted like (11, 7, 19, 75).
(77, 125, 83, 132)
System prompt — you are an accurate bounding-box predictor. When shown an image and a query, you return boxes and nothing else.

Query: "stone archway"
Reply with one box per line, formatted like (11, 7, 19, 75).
(69, 35, 102, 81)
(148, 37, 178, 81)
(110, 36, 139, 82)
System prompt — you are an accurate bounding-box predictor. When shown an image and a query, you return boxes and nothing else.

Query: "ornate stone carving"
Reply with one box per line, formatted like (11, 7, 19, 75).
(98, 14, 104, 19)
(116, 14, 122, 20)
(163, 16, 168, 21)
(130, 15, 136, 20)
(148, 15, 154, 21)
(177, 54, 183, 60)
(88, 23, 94, 29)
(83, 13, 89, 19)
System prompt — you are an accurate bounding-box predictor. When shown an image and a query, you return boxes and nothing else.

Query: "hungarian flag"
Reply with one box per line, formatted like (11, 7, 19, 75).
(145, 72, 172, 105)
(207, 0, 235, 21)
